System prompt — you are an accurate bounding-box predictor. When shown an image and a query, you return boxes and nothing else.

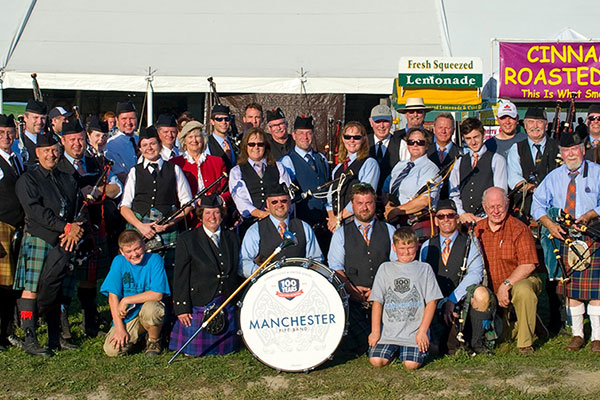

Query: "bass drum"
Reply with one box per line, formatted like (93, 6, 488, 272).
(239, 258, 348, 372)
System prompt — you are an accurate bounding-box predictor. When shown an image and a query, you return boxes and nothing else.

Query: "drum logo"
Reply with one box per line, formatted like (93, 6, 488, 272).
(276, 277, 303, 300)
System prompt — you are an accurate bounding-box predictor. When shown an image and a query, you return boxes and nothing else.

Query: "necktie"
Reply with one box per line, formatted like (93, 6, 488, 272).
(376, 141, 384, 162)
(565, 170, 579, 216)
(9, 154, 22, 176)
(74, 159, 86, 176)
(170, 149, 176, 159)
(360, 223, 371, 246)
(222, 140, 232, 161)
(593, 139, 599, 148)
(305, 153, 317, 172)
(442, 238, 451, 265)
(390, 161, 414, 196)
(534, 144, 542, 165)
(254, 163, 264, 178)
(149, 162, 159, 178)
(211, 233, 220, 248)
(438, 147, 446, 163)
(471, 152, 479, 169)
(130, 136, 140, 158)
(278, 221, 287, 239)
(343, 157, 350, 171)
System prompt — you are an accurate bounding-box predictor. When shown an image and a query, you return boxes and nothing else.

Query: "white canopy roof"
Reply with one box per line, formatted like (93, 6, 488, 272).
(0, 0, 450, 94)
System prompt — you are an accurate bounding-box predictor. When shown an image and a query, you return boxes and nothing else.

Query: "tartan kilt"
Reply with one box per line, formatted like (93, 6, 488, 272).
(0, 221, 16, 287)
(168, 298, 240, 356)
(129, 209, 177, 272)
(411, 219, 435, 242)
(13, 233, 53, 292)
(72, 231, 110, 282)
(558, 241, 600, 299)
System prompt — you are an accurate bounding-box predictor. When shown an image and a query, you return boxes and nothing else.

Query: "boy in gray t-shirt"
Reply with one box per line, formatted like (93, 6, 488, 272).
(368, 227, 443, 370)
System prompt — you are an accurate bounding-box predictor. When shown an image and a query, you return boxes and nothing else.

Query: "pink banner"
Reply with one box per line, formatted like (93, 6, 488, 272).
(499, 41, 600, 101)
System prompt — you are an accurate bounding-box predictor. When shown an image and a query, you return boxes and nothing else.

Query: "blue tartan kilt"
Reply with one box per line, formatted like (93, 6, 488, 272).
(558, 241, 600, 300)
(168, 297, 240, 357)
(13, 233, 53, 292)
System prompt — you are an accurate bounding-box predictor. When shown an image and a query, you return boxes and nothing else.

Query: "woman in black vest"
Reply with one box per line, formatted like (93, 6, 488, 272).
(327, 122, 380, 232)
(228, 128, 291, 230)
(169, 195, 240, 356)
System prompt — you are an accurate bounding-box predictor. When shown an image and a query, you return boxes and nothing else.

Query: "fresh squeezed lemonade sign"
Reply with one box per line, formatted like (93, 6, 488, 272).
(499, 41, 600, 101)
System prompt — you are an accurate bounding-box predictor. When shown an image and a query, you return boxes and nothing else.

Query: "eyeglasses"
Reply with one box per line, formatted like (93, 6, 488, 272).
(588, 116, 600, 121)
(247, 142, 265, 148)
(435, 213, 457, 220)
(268, 121, 287, 129)
(214, 116, 231, 122)
(270, 198, 289, 205)
(407, 139, 426, 146)
(343, 134, 363, 141)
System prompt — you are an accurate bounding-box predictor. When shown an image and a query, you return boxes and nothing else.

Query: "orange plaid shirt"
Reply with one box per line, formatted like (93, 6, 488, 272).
(475, 215, 539, 293)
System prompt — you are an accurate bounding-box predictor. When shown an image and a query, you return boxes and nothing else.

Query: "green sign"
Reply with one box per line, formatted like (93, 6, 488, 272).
(397, 73, 482, 88)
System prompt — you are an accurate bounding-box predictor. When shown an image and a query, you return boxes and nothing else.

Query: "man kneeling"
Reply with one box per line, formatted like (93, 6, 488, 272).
(101, 230, 171, 357)
(368, 227, 442, 369)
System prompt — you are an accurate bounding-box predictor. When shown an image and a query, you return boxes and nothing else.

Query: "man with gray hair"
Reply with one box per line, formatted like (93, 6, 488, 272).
(475, 186, 542, 354)
(427, 112, 461, 200)
(532, 133, 600, 354)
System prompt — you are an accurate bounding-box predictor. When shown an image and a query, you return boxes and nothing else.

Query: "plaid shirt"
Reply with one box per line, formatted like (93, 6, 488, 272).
(475, 215, 539, 293)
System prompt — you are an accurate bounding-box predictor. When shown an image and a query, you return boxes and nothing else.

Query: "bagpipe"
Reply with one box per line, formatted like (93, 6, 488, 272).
(453, 222, 475, 344)
(324, 118, 342, 165)
(144, 172, 228, 252)
(544, 208, 600, 283)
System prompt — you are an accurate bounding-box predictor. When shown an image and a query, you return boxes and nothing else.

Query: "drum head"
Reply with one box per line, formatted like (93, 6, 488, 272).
(239, 263, 346, 372)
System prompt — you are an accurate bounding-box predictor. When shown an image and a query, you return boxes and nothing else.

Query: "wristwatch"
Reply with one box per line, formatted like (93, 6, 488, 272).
(503, 279, 512, 288)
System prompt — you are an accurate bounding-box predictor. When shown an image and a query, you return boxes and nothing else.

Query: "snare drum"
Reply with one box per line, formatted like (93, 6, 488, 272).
(238, 258, 348, 372)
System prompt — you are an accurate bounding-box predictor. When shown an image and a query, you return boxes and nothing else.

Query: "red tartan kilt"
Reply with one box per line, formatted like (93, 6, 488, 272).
(558, 241, 600, 300)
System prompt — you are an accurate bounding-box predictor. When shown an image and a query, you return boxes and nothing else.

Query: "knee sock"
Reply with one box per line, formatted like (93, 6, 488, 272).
(567, 303, 586, 338)
(587, 304, 600, 341)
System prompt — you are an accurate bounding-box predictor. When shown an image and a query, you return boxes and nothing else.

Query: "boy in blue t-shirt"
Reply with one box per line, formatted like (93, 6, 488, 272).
(368, 227, 443, 370)
(101, 230, 171, 357)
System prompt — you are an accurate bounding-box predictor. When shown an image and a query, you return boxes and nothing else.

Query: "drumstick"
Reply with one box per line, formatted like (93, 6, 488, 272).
(168, 232, 298, 364)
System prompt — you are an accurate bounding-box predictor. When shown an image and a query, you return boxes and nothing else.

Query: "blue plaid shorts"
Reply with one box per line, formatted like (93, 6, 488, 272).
(368, 343, 427, 364)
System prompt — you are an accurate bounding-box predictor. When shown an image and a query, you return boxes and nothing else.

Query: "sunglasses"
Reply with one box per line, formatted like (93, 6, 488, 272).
(407, 139, 426, 147)
(214, 116, 231, 122)
(352, 182, 373, 190)
(589, 116, 600, 121)
(270, 198, 289, 205)
(435, 213, 457, 220)
(343, 134, 363, 141)
(247, 142, 265, 148)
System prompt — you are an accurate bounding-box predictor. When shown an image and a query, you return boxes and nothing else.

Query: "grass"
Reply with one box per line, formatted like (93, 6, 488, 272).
(1, 308, 600, 399)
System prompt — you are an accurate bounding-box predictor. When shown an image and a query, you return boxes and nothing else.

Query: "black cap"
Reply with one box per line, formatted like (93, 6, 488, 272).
(587, 104, 600, 115)
(116, 100, 136, 115)
(155, 113, 177, 128)
(293, 115, 314, 130)
(139, 125, 159, 142)
(198, 194, 223, 209)
(266, 107, 285, 123)
(435, 199, 457, 213)
(86, 116, 109, 133)
(61, 118, 85, 135)
(0, 114, 15, 128)
(524, 107, 547, 120)
(559, 133, 583, 148)
(211, 104, 230, 117)
(25, 99, 48, 115)
(266, 182, 290, 198)
(36, 133, 58, 148)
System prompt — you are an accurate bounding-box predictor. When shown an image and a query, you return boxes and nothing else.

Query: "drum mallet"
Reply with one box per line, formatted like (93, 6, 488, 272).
(168, 231, 297, 364)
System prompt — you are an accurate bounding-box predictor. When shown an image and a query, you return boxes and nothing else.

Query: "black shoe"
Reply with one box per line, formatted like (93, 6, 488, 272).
(60, 337, 79, 350)
(23, 328, 52, 357)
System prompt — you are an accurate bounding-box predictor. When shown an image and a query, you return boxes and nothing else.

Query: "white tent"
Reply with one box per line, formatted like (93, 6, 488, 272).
(0, 0, 450, 95)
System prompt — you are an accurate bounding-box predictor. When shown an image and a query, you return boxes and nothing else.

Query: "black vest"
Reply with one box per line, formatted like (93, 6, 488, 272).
(131, 162, 178, 216)
(425, 233, 469, 298)
(459, 151, 494, 214)
(257, 218, 307, 261)
(0, 156, 24, 227)
(288, 150, 328, 223)
(56, 155, 102, 189)
(173, 228, 240, 314)
(240, 162, 280, 210)
(344, 220, 391, 287)
(22, 134, 38, 170)
(268, 135, 294, 161)
(207, 135, 233, 171)
(332, 157, 366, 214)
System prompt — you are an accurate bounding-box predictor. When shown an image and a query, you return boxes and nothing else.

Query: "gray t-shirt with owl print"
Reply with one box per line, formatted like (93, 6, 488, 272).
(369, 260, 443, 346)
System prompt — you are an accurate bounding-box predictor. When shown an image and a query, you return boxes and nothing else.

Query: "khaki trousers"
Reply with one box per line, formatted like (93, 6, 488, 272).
(498, 275, 542, 348)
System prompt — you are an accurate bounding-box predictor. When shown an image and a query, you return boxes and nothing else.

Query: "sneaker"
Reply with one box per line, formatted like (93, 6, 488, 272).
(7, 334, 23, 349)
(145, 338, 161, 357)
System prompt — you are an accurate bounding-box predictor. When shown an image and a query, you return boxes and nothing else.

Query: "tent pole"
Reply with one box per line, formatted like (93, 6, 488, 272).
(146, 67, 155, 126)
(0, 76, 3, 114)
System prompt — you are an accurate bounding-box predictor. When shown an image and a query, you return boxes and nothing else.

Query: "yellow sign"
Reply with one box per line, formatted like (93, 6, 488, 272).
(393, 79, 482, 111)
